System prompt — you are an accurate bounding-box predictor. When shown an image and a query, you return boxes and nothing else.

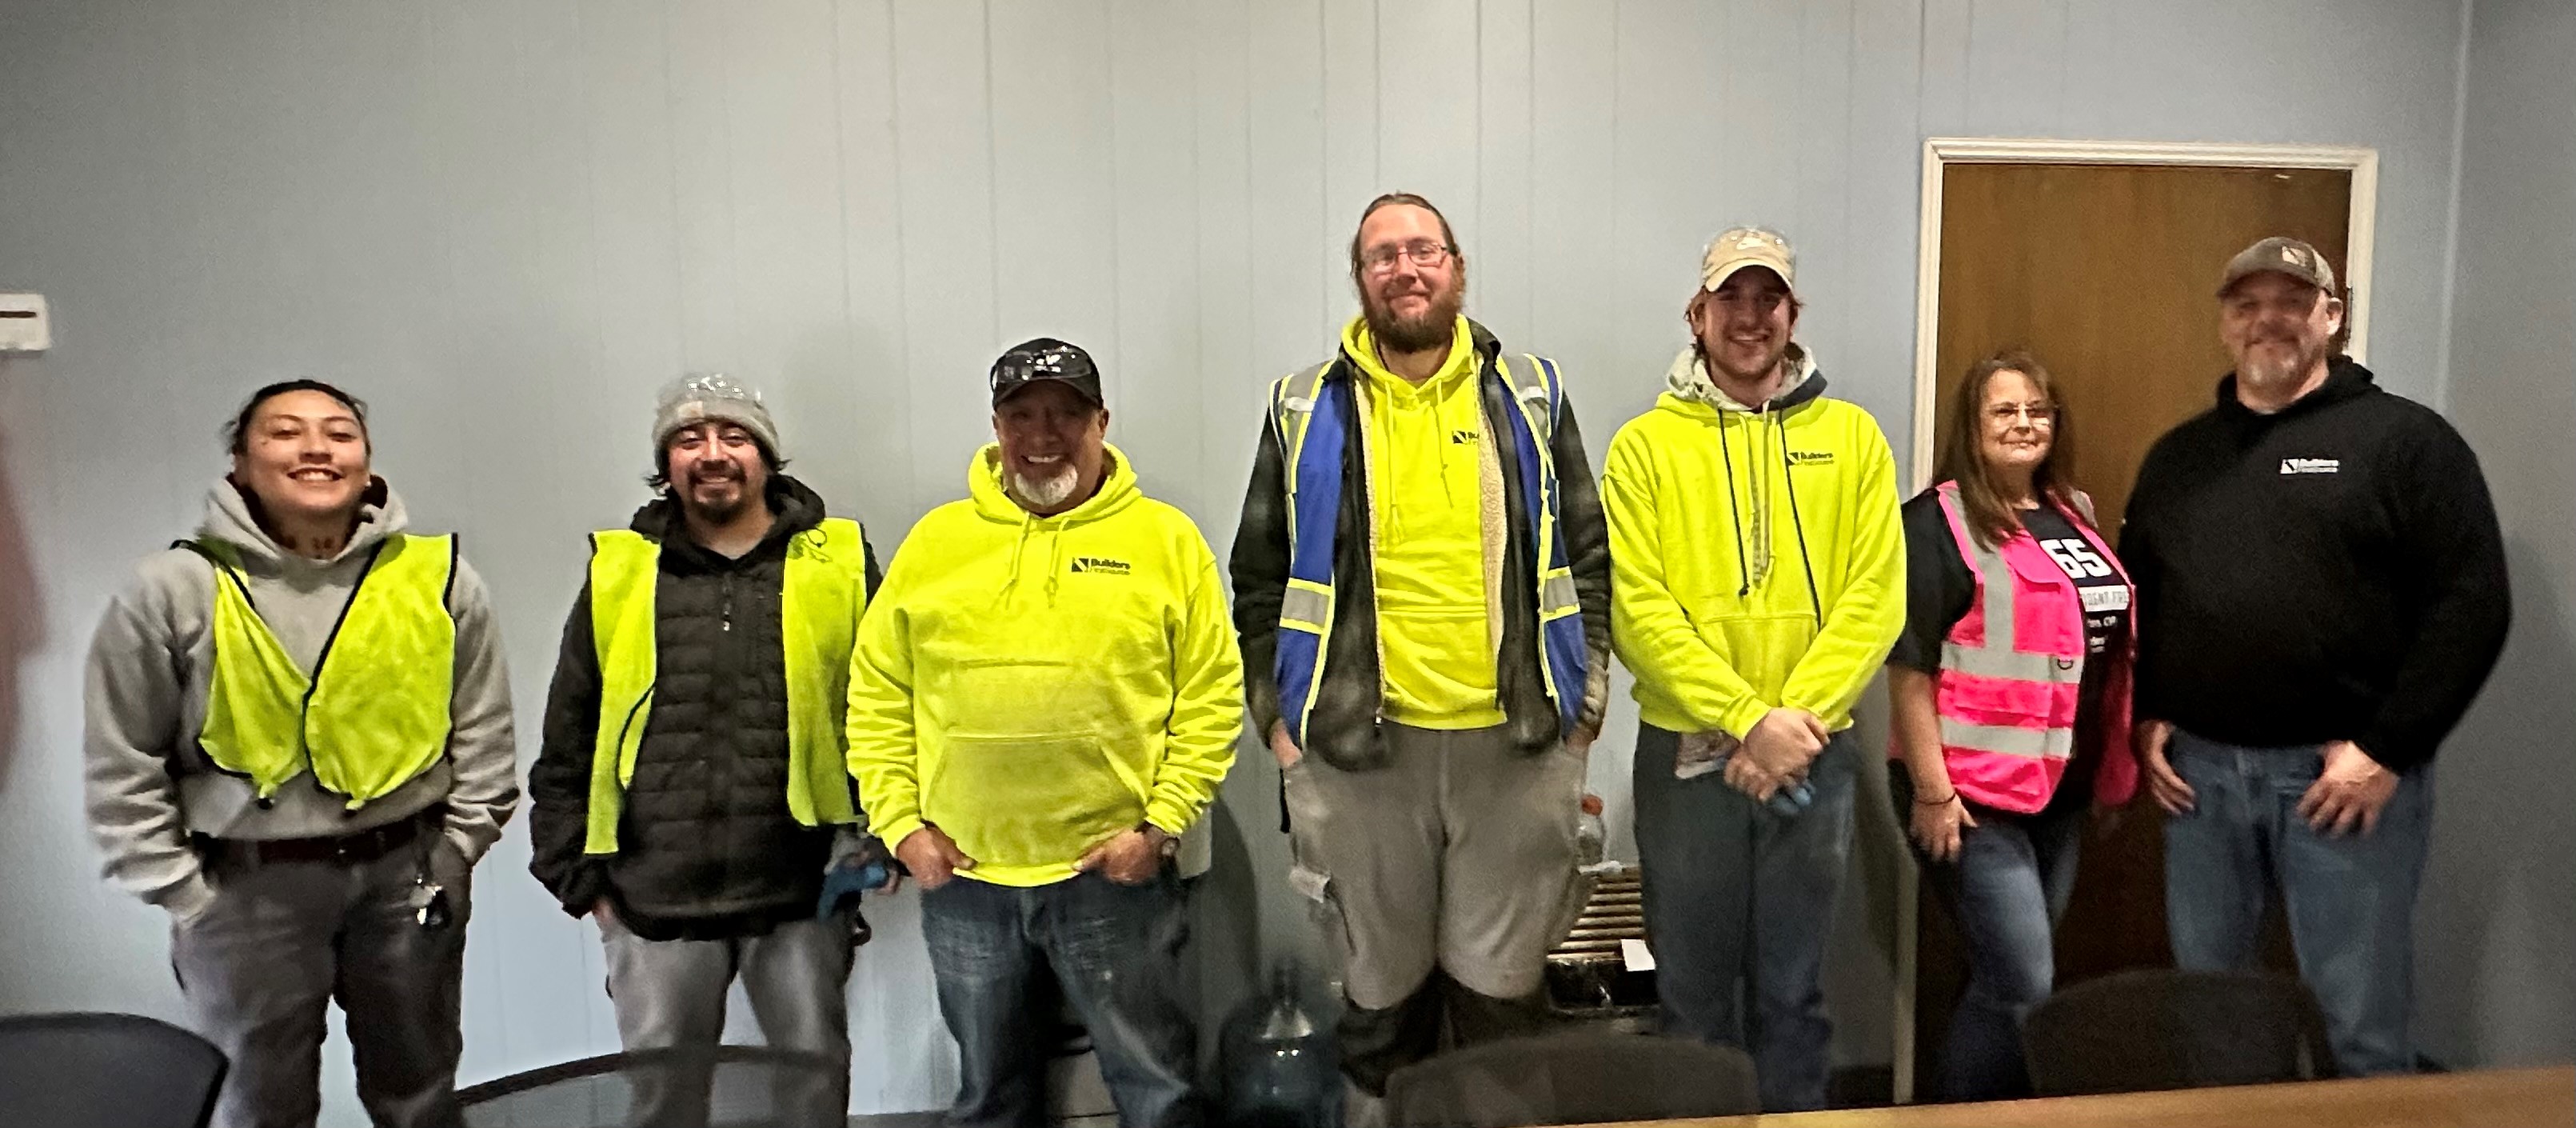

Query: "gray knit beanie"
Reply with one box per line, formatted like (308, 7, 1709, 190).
(652, 372, 781, 464)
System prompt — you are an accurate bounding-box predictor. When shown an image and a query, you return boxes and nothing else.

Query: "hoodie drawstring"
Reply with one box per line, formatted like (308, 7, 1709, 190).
(995, 510, 1036, 607)
(1719, 414, 1752, 598)
(1045, 526, 1065, 605)
(994, 510, 1075, 608)
(1777, 421, 1825, 622)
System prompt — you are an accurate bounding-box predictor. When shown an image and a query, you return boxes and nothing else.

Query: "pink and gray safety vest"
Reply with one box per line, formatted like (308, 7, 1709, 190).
(1926, 480, 2139, 814)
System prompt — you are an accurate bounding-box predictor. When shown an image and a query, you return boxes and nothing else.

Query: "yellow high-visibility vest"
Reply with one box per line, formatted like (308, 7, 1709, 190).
(582, 518, 868, 854)
(193, 534, 457, 807)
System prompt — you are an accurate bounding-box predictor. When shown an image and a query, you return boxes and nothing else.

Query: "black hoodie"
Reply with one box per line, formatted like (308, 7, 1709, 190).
(529, 475, 881, 940)
(2119, 358, 2509, 771)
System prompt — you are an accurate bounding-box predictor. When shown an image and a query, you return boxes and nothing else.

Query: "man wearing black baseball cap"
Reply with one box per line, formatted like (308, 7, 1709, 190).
(849, 338, 1243, 1126)
(2122, 237, 2510, 1075)
(984, 337, 1111, 512)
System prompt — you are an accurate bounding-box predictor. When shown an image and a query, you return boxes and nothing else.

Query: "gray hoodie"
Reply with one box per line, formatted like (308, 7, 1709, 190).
(82, 478, 518, 922)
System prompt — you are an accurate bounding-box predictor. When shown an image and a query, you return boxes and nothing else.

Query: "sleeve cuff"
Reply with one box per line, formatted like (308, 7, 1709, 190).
(1144, 797, 1200, 838)
(156, 875, 219, 926)
(1719, 698, 1773, 742)
(2353, 734, 2424, 774)
(873, 813, 928, 852)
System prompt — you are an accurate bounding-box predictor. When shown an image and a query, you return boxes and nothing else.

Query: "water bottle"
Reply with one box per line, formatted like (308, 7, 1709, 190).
(1217, 961, 1342, 1128)
(1576, 793, 1619, 877)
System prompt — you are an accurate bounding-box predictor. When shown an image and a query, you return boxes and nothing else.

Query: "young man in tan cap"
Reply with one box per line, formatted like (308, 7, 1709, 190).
(529, 372, 884, 1126)
(1603, 226, 1904, 1110)
(2124, 237, 2508, 1075)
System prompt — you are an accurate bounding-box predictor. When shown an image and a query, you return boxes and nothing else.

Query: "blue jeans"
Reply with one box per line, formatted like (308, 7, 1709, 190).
(1890, 771, 2086, 1100)
(2163, 730, 2434, 1076)
(921, 871, 1201, 1128)
(1632, 723, 1856, 1112)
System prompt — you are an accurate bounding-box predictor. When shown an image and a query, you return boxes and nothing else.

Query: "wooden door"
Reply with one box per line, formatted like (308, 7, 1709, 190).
(1914, 162, 2352, 1086)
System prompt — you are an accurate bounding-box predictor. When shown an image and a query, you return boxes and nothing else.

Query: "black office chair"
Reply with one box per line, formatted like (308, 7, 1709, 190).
(1383, 1029, 1761, 1127)
(457, 1045, 849, 1128)
(0, 1011, 227, 1128)
(2022, 968, 2338, 1097)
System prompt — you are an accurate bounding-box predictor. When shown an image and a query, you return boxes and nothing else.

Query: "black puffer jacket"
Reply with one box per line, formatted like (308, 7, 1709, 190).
(529, 476, 881, 941)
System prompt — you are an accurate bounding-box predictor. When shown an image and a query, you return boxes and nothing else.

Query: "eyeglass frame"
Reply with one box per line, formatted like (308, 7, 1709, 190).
(1358, 240, 1456, 275)
(1984, 401, 2059, 427)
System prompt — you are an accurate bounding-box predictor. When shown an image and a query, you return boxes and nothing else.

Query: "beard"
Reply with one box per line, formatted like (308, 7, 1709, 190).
(679, 466, 749, 523)
(1008, 465, 1080, 510)
(1363, 274, 1467, 354)
(2238, 335, 2326, 393)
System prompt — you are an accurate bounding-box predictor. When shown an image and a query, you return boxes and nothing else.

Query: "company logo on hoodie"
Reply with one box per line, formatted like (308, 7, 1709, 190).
(2279, 458, 2341, 475)
(1069, 556, 1132, 575)
(1787, 450, 1836, 466)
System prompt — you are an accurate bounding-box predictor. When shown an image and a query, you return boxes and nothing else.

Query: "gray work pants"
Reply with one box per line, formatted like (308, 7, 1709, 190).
(599, 912, 854, 1127)
(1284, 722, 1587, 1090)
(170, 835, 470, 1128)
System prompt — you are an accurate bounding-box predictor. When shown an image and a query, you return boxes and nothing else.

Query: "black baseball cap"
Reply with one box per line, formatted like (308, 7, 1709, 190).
(989, 338, 1104, 408)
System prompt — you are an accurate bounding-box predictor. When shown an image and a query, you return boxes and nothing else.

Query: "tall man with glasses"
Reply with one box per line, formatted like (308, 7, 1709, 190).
(1230, 193, 1613, 1095)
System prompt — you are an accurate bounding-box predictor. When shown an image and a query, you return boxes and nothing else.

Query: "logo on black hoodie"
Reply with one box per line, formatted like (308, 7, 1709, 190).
(1069, 556, 1132, 575)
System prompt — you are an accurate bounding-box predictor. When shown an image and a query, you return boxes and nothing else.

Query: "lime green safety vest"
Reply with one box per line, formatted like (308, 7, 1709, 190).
(190, 534, 458, 808)
(582, 518, 869, 854)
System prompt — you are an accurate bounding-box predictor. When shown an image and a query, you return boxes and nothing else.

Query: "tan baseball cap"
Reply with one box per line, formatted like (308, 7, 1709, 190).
(2219, 236, 2336, 298)
(1701, 226, 1796, 293)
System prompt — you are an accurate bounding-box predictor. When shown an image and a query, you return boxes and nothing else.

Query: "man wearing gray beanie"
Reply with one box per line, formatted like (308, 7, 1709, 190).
(529, 372, 887, 1126)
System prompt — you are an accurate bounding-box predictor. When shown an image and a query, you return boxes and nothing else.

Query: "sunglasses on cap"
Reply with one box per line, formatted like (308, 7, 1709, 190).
(988, 339, 1104, 406)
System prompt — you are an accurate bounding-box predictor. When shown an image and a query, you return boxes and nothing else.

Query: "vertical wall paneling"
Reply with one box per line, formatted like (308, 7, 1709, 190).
(0, 2, 2537, 1117)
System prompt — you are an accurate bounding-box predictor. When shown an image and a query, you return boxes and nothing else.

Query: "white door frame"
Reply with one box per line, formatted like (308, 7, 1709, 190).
(1892, 136, 2376, 1106)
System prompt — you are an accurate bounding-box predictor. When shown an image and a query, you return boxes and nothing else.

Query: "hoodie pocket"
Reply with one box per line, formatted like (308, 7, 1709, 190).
(925, 733, 1143, 870)
(1684, 607, 1819, 698)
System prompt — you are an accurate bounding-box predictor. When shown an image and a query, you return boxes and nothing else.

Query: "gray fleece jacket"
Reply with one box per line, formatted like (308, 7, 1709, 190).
(82, 478, 519, 923)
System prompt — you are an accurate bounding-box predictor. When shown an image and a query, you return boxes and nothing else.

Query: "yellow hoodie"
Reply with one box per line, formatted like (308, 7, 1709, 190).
(1340, 314, 1507, 730)
(846, 442, 1243, 887)
(1602, 346, 1905, 738)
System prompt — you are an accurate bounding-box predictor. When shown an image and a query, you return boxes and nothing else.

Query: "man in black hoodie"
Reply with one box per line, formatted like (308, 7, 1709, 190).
(529, 374, 885, 1126)
(2122, 238, 2509, 1076)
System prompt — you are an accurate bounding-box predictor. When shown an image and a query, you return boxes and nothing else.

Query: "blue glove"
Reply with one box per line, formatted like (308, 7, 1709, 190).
(816, 834, 897, 921)
(815, 856, 894, 918)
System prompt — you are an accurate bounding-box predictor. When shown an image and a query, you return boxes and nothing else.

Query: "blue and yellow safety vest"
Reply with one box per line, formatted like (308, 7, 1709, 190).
(1267, 352, 1587, 746)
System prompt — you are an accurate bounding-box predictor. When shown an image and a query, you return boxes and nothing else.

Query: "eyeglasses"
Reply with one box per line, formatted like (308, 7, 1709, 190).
(1360, 241, 1453, 275)
(1987, 402, 2056, 427)
(989, 344, 1097, 394)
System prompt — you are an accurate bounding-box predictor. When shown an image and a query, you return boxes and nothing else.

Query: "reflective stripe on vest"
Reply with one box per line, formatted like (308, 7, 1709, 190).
(193, 533, 458, 807)
(1268, 352, 1586, 746)
(582, 518, 868, 854)
(1931, 482, 2131, 778)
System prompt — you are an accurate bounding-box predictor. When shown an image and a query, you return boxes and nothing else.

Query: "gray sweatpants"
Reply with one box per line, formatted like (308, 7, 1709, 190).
(170, 837, 470, 1128)
(599, 913, 853, 1128)
(1283, 722, 1587, 1008)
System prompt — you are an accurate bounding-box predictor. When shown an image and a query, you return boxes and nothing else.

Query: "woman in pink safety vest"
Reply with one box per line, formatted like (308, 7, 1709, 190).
(1883, 351, 2141, 1101)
